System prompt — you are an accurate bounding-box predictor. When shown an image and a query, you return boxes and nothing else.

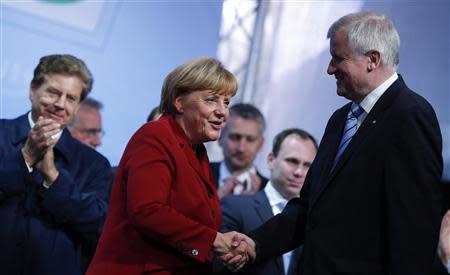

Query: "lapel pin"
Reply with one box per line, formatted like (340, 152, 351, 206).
(372, 120, 377, 124)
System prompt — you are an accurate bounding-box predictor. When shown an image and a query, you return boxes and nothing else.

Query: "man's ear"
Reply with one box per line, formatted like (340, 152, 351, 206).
(267, 152, 275, 170)
(29, 84, 36, 101)
(367, 50, 381, 72)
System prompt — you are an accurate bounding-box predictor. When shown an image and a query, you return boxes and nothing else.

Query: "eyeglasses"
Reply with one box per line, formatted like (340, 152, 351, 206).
(78, 128, 105, 138)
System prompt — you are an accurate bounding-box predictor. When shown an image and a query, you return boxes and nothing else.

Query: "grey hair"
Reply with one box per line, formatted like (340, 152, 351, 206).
(79, 97, 103, 110)
(327, 12, 400, 68)
(69, 97, 103, 127)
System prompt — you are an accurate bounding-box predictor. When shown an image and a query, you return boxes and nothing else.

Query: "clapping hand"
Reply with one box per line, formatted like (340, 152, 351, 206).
(22, 116, 60, 183)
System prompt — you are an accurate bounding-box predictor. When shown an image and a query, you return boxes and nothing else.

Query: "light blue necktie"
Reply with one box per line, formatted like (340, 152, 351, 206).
(332, 103, 364, 169)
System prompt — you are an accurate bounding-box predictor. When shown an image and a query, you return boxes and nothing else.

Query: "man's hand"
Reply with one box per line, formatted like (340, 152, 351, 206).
(22, 116, 60, 166)
(217, 176, 239, 199)
(35, 147, 59, 184)
(439, 210, 450, 266)
(240, 172, 261, 195)
(214, 231, 256, 272)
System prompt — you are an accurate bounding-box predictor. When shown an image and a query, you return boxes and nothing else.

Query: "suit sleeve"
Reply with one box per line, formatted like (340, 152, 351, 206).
(220, 196, 244, 233)
(385, 104, 442, 274)
(125, 129, 217, 263)
(0, 147, 30, 201)
(37, 154, 112, 242)
(250, 197, 307, 262)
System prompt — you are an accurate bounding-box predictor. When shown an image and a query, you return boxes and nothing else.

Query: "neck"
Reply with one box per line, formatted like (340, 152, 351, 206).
(224, 160, 251, 175)
(174, 115, 198, 148)
(354, 68, 396, 103)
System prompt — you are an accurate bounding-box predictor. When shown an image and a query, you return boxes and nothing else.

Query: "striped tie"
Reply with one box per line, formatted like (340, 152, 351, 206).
(332, 103, 364, 169)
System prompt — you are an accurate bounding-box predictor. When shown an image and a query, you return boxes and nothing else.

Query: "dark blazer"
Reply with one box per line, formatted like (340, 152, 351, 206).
(0, 113, 112, 275)
(250, 76, 443, 275)
(218, 190, 299, 275)
(210, 161, 269, 191)
(88, 115, 222, 275)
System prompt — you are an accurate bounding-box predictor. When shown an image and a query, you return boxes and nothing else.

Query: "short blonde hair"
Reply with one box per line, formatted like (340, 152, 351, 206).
(160, 57, 238, 115)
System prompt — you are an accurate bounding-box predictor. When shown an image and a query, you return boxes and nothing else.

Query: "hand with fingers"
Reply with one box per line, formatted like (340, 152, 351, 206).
(22, 116, 61, 183)
(240, 172, 261, 195)
(439, 209, 450, 270)
(214, 231, 256, 272)
(217, 176, 240, 199)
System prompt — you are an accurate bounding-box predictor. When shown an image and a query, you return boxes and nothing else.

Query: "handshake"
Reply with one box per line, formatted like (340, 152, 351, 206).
(213, 231, 257, 272)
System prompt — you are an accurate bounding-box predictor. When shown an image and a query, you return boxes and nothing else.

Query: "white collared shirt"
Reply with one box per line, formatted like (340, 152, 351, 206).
(356, 72, 398, 128)
(264, 180, 289, 215)
(264, 181, 296, 274)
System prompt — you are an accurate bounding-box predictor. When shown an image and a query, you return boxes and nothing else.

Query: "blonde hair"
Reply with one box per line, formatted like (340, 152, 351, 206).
(160, 57, 238, 115)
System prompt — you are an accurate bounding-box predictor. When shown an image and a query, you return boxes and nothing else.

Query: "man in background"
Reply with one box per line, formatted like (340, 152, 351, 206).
(0, 54, 112, 275)
(217, 128, 317, 275)
(68, 97, 104, 149)
(210, 103, 268, 198)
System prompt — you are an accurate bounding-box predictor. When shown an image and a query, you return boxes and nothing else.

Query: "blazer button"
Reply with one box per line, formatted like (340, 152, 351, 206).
(207, 189, 213, 198)
(191, 249, 199, 256)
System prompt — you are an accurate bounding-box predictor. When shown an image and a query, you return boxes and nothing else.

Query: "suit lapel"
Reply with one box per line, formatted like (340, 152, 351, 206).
(311, 77, 404, 208)
(11, 114, 31, 147)
(253, 191, 273, 223)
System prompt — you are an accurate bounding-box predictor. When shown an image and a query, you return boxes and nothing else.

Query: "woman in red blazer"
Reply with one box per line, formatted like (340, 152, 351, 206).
(87, 58, 247, 274)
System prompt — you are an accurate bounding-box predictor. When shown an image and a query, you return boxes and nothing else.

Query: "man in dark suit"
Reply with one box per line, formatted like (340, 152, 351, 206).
(0, 54, 112, 275)
(211, 103, 268, 198)
(216, 128, 317, 275)
(222, 12, 443, 275)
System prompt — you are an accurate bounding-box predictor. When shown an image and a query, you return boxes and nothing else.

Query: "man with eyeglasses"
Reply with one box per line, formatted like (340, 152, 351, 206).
(68, 97, 104, 149)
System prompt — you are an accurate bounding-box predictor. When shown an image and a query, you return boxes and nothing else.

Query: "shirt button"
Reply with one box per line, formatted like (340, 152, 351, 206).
(211, 210, 216, 218)
(191, 249, 199, 256)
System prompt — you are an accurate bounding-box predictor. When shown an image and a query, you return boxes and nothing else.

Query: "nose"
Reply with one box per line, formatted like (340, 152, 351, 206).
(54, 95, 66, 109)
(89, 134, 101, 149)
(215, 101, 227, 118)
(236, 139, 246, 152)
(327, 60, 336, 75)
(294, 164, 308, 178)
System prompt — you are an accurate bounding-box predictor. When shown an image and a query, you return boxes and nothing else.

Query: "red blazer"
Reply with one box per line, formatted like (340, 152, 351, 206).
(87, 115, 222, 275)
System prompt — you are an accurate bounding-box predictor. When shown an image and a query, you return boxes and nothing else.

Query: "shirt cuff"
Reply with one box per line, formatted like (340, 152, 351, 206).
(42, 180, 51, 189)
(24, 159, 33, 173)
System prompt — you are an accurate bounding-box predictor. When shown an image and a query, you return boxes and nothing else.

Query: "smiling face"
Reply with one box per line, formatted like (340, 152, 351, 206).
(174, 90, 230, 146)
(268, 134, 317, 200)
(29, 74, 83, 128)
(327, 30, 371, 103)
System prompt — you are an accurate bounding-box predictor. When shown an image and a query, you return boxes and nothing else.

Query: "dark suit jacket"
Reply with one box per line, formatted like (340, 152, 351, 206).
(88, 115, 222, 275)
(0, 113, 112, 275)
(218, 191, 299, 275)
(210, 161, 268, 191)
(251, 76, 443, 275)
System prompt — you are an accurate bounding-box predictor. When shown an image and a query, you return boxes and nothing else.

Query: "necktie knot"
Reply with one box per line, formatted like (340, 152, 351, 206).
(349, 103, 364, 119)
(277, 201, 287, 211)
